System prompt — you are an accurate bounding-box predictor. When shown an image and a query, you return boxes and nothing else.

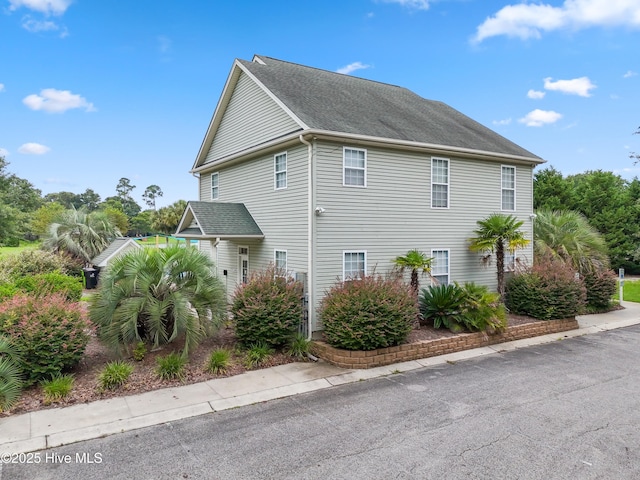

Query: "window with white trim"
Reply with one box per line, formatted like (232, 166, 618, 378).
(431, 158, 449, 208)
(343, 251, 366, 280)
(211, 172, 219, 200)
(501, 166, 515, 211)
(274, 250, 287, 272)
(431, 249, 450, 285)
(504, 250, 516, 272)
(343, 148, 366, 187)
(274, 153, 287, 190)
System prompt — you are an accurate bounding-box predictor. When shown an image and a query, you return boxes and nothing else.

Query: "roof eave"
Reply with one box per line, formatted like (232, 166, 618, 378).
(176, 234, 265, 240)
(191, 128, 545, 175)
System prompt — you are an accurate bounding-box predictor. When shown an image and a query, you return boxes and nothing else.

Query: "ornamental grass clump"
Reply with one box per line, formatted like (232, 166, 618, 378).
(0, 293, 90, 385)
(319, 274, 417, 351)
(231, 265, 303, 348)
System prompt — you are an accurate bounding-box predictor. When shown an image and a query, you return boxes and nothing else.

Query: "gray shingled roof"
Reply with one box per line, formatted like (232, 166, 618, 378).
(177, 201, 263, 238)
(239, 56, 540, 160)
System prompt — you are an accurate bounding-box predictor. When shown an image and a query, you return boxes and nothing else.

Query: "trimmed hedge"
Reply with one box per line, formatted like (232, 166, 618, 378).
(319, 274, 417, 351)
(583, 269, 617, 311)
(13, 272, 83, 302)
(0, 294, 90, 385)
(506, 258, 586, 320)
(232, 266, 303, 348)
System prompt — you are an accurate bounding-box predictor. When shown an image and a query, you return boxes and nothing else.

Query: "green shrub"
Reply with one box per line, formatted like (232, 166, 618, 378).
(319, 274, 417, 351)
(98, 361, 134, 390)
(0, 335, 23, 412)
(90, 246, 226, 357)
(244, 342, 274, 369)
(505, 257, 586, 320)
(14, 272, 83, 302)
(419, 283, 467, 331)
(0, 293, 90, 385)
(460, 283, 507, 332)
(41, 373, 74, 404)
(156, 353, 186, 380)
(0, 249, 81, 280)
(206, 348, 231, 374)
(133, 341, 147, 361)
(231, 265, 303, 348)
(0, 283, 18, 302)
(583, 269, 617, 311)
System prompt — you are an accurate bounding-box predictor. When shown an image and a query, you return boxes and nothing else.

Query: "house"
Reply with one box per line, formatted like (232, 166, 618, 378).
(176, 55, 545, 334)
(90, 237, 142, 269)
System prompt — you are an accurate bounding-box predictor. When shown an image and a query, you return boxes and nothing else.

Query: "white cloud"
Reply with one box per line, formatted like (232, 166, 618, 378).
(519, 109, 563, 127)
(0, 84, 5, 92)
(18, 142, 50, 154)
(8, 0, 72, 16)
(473, 0, 640, 43)
(527, 89, 546, 99)
(378, 0, 430, 10)
(22, 16, 59, 33)
(157, 35, 172, 54)
(493, 118, 512, 126)
(336, 62, 371, 75)
(0, 148, 9, 156)
(624, 70, 638, 78)
(23, 88, 95, 113)
(543, 76, 596, 97)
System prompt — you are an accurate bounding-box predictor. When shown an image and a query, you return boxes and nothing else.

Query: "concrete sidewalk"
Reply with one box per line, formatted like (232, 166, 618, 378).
(2, 302, 640, 455)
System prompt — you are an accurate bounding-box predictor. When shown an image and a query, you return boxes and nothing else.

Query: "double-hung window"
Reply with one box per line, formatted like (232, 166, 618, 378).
(504, 250, 516, 272)
(501, 166, 516, 211)
(274, 250, 287, 272)
(431, 158, 449, 208)
(343, 148, 366, 187)
(431, 249, 450, 285)
(343, 251, 366, 280)
(211, 172, 219, 200)
(274, 153, 287, 190)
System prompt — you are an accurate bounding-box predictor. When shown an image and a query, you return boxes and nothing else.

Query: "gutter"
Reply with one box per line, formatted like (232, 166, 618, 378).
(299, 134, 314, 341)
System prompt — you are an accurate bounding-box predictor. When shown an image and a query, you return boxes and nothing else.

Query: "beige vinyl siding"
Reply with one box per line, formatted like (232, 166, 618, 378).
(210, 145, 309, 298)
(313, 142, 535, 309)
(204, 72, 300, 164)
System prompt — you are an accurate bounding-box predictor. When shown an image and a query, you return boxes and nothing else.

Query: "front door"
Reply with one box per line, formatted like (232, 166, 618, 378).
(238, 246, 249, 284)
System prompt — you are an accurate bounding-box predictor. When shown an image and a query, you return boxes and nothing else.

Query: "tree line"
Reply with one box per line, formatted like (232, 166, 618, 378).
(0, 157, 187, 246)
(534, 166, 640, 273)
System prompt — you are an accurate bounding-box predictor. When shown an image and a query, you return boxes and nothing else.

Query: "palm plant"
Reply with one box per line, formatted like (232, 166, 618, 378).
(533, 208, 609, 274)
(43, 207, 121, 262)
(0, 335, 23, 412)
(419, 284, 467, 331)
(89, 245, 226, 357)
(468, 213, 530, 299)
(393, 249, 433, 294)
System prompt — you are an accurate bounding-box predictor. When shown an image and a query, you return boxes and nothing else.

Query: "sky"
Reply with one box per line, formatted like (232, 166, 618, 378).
(1, 0, 639, 209)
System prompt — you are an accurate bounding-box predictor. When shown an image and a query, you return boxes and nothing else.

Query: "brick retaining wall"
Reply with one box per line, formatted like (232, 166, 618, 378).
(310, 318, 579, 369)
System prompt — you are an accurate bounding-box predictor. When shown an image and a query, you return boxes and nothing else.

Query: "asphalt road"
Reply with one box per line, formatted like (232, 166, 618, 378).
(3, 325, 640, 480)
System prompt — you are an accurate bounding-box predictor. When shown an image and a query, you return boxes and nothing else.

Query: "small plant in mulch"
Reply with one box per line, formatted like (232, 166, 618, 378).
(286, 333, 311, 359)
(98, 360, 134, 390)
(244, 342, 274, 369)
(41, 374, 74, 404)
(205, 348, 231, 375)
(155, 353, 186, 380)
(132, 341, 147, 361)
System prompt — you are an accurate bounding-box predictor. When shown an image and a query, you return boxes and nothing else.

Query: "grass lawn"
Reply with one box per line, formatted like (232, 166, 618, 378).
(135, 236, 185, 247)
(0, 242, 39, 258)
(614, 280, 640, 303)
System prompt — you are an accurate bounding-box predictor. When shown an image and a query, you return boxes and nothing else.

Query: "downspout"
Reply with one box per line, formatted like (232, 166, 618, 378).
(299, 134, 314, 341)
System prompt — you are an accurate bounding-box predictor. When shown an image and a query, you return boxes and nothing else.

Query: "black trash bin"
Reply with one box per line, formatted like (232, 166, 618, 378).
(82, 267, 99, 289)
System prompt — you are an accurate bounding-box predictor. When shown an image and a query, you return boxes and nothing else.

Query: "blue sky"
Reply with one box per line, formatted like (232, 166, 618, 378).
(1, 0, 639, 208)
